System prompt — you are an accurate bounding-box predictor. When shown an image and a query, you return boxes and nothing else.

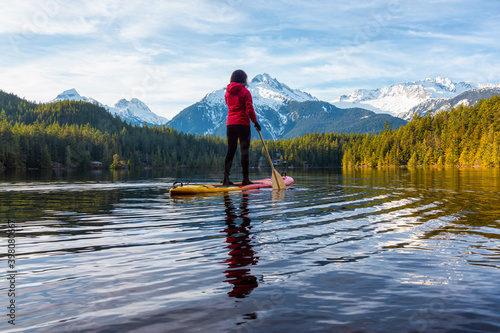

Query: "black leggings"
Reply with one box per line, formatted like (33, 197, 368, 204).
(224, 125, 251, 177)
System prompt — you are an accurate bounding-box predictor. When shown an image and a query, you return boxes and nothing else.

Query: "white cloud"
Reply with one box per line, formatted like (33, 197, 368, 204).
(0, 0, 98, 36)
(407, 30, 498, 45)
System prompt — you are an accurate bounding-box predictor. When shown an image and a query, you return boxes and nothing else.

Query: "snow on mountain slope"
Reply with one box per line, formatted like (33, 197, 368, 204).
(175, 73, 319, 140)
(331, 77, 499, 118)
(52, 88, 102, 106)
(51, 89, 168, 126)
(249, 74, 318, 138)
(107, 98, 168, 126)
(250, 73, 318, 107)
(167, 73, 412, 140)
(201, 73, 318, 108)
(399, 87, 500, 120)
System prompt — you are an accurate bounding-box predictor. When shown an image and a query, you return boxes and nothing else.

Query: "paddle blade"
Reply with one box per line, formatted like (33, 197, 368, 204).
(271, 169, 287, 190)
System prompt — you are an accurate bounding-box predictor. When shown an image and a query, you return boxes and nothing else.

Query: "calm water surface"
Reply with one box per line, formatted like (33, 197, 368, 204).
(1, 168, 499, 332)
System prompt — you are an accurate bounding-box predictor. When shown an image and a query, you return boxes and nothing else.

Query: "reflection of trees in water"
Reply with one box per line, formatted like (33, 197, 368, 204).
(222, 194, 259, 298)
(0, 189, 125, 226)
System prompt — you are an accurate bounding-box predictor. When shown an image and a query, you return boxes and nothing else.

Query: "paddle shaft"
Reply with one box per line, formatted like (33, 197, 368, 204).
(257, 130, 275, 171)
(257, 129, 286, 189)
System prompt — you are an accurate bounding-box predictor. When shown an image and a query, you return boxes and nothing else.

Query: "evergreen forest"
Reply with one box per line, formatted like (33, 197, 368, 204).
(0, 90, 226, 170)
(253, 96, 500, 168)
(1, 90, 499, 171)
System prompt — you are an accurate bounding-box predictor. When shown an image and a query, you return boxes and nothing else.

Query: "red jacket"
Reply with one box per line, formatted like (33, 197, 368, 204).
(225, 82, 257, 126)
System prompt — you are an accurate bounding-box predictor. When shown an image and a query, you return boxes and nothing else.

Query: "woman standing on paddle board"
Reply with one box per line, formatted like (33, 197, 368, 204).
(223, 70, 261, 186)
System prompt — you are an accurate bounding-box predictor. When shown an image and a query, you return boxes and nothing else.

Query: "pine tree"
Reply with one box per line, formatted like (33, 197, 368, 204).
(41, 144, 52, 168)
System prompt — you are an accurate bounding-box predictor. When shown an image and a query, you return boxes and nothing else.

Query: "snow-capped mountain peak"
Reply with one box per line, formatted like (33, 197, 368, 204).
(52, 88, 101, 105)
(250, 73, 318, 106)
(107, 98, 168, 126)
(251, 73, 284, 88)
(115, 98, 130, 109)
(53, 88, 82, 101)
(331, 77, 490, 118)
(419, 77, 475, 95)
(201, 73, 318, 109)
(50, 90, 168, 126)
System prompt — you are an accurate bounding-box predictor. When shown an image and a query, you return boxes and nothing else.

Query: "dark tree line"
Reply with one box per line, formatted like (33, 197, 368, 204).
(0, 90, 226, 170)
(254, 96, 499, 168)
(1, 90, 499, 170)
(341, 96, 500, 167)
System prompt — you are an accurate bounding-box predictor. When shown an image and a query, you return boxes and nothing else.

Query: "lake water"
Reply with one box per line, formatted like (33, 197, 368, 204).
(1, 167, 499, 332)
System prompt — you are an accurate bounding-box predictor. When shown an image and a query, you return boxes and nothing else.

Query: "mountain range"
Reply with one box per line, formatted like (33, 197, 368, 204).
(167, 74, 322, 140)
(331, 77, 500, 120)
(398, 87, 500, 119)
(51, 89, 169, 126)
(51, 75, 500, 139)
(166, 74, 406, 140)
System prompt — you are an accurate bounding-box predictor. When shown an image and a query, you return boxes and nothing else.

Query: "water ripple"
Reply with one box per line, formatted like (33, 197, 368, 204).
(1, 170, 499, 332)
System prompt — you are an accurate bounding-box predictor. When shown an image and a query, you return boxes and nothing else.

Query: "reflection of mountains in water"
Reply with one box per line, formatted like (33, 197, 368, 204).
(222, 194, 259, 298)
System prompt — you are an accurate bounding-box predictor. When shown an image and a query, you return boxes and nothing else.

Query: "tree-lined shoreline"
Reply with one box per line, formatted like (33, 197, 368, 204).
(1, 90, 498, 171)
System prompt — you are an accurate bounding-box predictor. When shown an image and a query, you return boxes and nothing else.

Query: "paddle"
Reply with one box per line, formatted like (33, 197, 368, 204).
(257, 129, 286, 190)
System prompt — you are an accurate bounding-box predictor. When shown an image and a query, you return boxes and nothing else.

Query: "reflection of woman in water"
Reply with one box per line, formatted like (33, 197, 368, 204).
(222, 194, 259, 298)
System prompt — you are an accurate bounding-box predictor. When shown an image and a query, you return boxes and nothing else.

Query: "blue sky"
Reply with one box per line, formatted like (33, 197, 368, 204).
(1, 0, 500, 119)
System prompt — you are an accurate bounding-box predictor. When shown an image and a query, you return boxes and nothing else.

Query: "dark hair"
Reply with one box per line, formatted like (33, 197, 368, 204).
(230, 69, 248, 86)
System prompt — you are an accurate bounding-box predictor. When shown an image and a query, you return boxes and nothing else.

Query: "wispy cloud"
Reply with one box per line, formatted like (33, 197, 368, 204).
(407, 29, 498, 45)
